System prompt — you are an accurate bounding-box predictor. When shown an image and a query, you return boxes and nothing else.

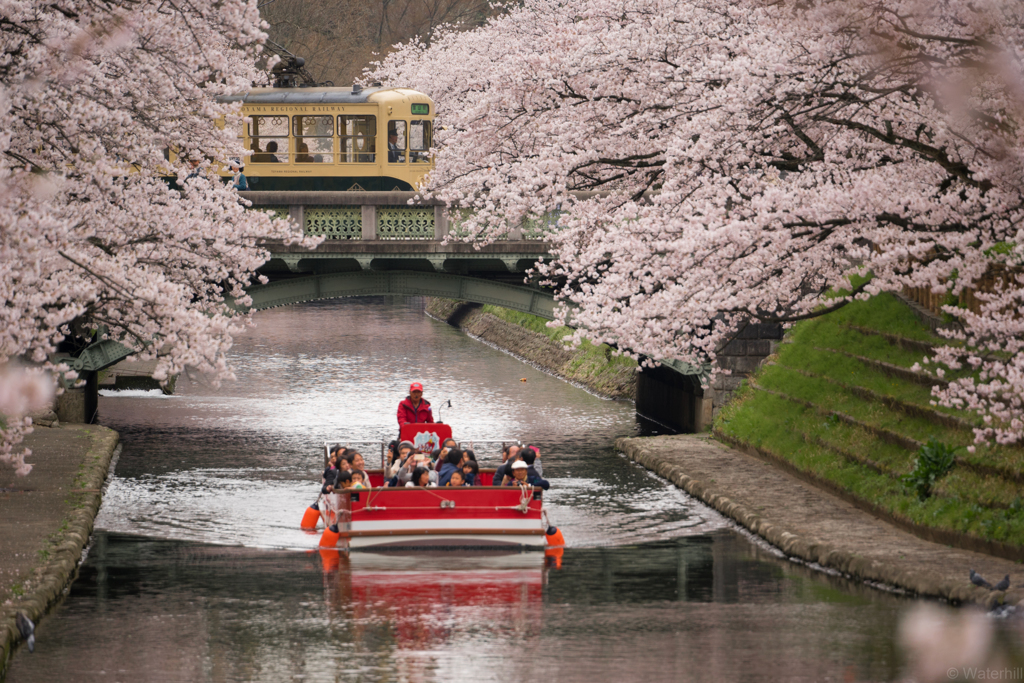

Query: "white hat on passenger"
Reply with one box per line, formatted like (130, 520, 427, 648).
(512, 461, 528, 470)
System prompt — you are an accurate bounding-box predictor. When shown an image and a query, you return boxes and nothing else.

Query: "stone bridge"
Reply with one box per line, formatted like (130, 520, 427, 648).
(246, 190, 557, 316)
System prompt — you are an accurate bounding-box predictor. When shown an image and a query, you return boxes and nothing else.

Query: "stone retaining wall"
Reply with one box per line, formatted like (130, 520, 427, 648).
(0, 425, 120, 676)
(426, 298, 636, 399)
(616, 434, 1024, 609)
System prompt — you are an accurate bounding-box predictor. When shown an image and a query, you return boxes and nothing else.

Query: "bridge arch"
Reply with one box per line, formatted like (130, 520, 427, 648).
(245, 270, 557, 318)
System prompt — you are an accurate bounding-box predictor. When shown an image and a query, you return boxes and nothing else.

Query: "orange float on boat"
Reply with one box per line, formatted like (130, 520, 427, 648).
(301, 502, 321, 530)
(319, 524, 341, 547)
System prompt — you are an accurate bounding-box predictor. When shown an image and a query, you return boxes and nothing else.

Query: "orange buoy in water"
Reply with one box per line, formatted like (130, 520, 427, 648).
(545, 525, 565, 547)
(318, 548, 340, 572)
(319, 524, 340, 548)
(301, 502, 321, 529)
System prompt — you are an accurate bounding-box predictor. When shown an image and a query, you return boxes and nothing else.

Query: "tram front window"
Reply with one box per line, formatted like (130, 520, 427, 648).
(249, 115, 289, 163)
(387, 120, 406, 163)
(340, 115, 376, 163)
(292, 115, 333, 163)
(409, 120, 432, 163)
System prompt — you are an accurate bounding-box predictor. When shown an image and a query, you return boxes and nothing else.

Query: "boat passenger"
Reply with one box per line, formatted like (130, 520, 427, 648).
(432, 445, 452, 472)
(500, 446, 541, 485)
(447, 471, 467, 487)
(386, 442, 417, 486)
(349, 452, 366, 471)
(462, 459, 479, 485)
(351, 471, 367, 489)
(394, 442, 416, 470)
(405, 466, 434, 487)
(505, 460, 549, 490)
(505, 444, 521, 462)
(397, 382, 433, 427)
(521, 446, 544, 478)
(338, 455, 352, 472)
(322, 453, 338, 487)
(397, 453, 437, 486)
(323, 469, 353, 494)
(493, 445, 521, 486)
(437, 448, 463, 486)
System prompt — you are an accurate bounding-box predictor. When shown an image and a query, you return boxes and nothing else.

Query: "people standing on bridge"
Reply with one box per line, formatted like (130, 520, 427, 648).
(397, 382, 433, 428)
(230, 159, 248, 190)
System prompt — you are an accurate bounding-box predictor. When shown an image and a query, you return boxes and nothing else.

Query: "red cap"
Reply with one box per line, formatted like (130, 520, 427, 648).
(409, 382, 423, 392)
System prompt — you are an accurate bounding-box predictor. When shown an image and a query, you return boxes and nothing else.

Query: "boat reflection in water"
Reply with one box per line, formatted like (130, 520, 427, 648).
(317, 548, 546, 626)
(15, 530, 1012, 683)
(314, 548, 547, 680)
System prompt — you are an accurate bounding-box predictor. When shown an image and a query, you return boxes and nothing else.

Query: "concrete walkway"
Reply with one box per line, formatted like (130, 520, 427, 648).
(617, 434, 1024, 609)
(0, 423, 119, 674)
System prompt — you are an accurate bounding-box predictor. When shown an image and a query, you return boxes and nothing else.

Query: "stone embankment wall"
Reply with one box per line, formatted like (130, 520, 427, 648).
(425, 298, 636, 399)
(0, 425, 120, 675)
(710, 322, 784, 416)
(617, 434, 1024, 609)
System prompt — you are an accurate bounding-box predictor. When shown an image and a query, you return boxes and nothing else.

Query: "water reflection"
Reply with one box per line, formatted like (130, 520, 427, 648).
(9, 530, 921, 683)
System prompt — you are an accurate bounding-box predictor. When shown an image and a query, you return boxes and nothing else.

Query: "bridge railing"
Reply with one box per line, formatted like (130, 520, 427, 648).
(239, 191, 560, 241)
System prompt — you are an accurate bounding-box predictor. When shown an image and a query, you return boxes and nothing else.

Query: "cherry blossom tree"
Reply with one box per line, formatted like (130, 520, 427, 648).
(370, 0, 1024, 446)
(0, 0, 311, 473)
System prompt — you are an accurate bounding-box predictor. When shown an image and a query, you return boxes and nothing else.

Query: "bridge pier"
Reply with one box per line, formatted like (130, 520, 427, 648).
(56, 371, 98, 424)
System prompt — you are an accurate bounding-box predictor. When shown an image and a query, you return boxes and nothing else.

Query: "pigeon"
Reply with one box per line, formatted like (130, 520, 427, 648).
(15, 612, 34, 653)
(970, 569, 993, 589)
(993, 575, 1010, 591)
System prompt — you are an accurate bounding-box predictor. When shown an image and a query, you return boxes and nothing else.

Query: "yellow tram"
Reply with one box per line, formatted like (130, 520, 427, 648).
(218, 85, 436, 192)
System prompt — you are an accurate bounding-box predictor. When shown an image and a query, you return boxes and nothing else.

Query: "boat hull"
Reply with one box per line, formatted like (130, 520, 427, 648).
(321, 486, 547, 550)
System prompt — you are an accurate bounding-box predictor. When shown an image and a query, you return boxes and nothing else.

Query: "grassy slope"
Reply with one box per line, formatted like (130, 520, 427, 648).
(714, 293, 1024, 549)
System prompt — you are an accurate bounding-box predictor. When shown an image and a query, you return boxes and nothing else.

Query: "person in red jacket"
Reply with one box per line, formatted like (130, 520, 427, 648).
(397, 382, 434, 428)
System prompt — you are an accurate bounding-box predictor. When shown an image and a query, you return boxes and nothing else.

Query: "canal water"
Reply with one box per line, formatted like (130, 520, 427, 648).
(5, 298, 1022, 682)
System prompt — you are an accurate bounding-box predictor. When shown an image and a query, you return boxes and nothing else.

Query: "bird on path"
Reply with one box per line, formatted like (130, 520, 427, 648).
(15, 612, 34, 652)
(969, 569, 993, 589)
(993, 575, 1010, 591)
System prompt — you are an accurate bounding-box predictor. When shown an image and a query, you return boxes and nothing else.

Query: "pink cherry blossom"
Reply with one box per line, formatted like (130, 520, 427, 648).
(0, 0, 316, 473)
(371, 0, 1024, 445)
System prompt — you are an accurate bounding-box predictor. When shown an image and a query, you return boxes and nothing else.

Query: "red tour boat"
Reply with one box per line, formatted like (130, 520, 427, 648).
(302, 423, 565, 552)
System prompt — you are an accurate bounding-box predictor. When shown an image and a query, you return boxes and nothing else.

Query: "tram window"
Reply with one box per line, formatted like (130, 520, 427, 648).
(249, 115, 289, 163)
(409, 120, 432, 163)
(292, 115, 333, 163)
(387, 120, 406, 163)
(339, 115, 376, 163)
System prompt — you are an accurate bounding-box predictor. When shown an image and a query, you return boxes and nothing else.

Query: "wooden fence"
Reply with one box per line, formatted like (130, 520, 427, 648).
(903, 264, 1020, 317)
